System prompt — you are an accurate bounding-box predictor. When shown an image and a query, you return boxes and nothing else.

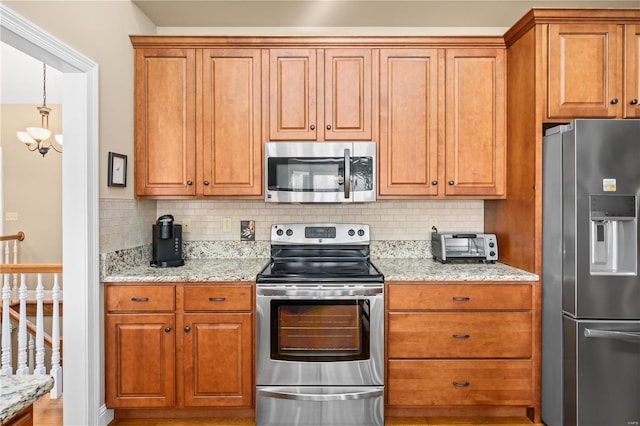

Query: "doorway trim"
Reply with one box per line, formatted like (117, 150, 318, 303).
(1, 4, 106, 425)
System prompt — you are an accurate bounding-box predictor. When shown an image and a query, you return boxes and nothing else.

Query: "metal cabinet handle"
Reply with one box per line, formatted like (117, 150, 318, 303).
(326, 124, 332, 130)
(257, 387, 383, 401)
(131, 297, 149, 302)
(209, 297, 226, 302)
(448, 180, 455, 185)
(431, 180, 438, 185)
(611, 98, 619, 105)
(631, 99, 639, 105)
(164, 327, 172, 333)
(184, 326, 191, 332)
(186, 180, 193, 185)
(310, 124, 316, 130)
(452, 297, 470, 302)
(453, 334, 470, 339)
(453, 381, 470, 387)
(204, 180, 209, 186)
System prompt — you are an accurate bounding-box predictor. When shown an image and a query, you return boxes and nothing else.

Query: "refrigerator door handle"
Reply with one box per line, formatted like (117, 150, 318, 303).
(584, 328, 640, 343)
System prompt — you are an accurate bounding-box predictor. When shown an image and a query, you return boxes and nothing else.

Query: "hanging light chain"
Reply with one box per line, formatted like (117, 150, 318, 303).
(42, 63, 47, 107)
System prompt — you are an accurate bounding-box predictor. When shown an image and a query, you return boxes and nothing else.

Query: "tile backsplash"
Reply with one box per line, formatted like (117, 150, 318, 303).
(100, 198, 483, 254)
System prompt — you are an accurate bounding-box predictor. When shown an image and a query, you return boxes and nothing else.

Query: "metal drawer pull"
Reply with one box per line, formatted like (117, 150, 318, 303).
(453, 334, 470, 339)
(131, 297, 149, 302)
(452, 297, 470, 302)
(453, 381, 470, 387)
(209, 297, 226, 302)
(257, 388, 383, 402)
(584, 328, 640, 342)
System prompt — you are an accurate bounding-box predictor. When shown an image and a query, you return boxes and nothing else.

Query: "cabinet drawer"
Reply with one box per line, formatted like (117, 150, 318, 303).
(388, 312, 532, 358)
(387, 283, 532, 311)
(106, 285, 175, 312)
(183, 285, 252, 311)
(387, 360, 533, 406)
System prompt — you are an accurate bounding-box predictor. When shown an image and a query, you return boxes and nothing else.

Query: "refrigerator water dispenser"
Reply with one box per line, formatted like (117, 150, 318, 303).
(589, 194, 637, 275)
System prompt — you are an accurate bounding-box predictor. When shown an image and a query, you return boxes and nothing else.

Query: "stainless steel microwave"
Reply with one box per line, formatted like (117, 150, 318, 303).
(264, 142, 376, 203)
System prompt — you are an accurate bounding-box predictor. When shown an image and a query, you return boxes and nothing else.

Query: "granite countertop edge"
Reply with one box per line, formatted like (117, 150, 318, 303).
(102, 258, 539, 283)
(0, 375, 54, 424)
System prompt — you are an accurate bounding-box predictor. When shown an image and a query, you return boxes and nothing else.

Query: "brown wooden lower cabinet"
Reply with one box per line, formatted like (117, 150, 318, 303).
(104, 282, 253, 412)
(385, 281, 539, 422)
(388, 360, 533, 406)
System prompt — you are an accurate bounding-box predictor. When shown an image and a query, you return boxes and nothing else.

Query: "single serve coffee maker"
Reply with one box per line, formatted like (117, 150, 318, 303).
(151, 215, 184, 267)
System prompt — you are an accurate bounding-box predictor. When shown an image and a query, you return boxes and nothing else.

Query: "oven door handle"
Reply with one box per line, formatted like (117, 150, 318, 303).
(256, 287, 383, 297)
(257, 387, 383, 402)
(584, 328, 640, 343)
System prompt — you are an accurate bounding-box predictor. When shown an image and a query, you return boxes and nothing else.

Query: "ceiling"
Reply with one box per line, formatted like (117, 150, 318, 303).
(132, 0, 640, 28)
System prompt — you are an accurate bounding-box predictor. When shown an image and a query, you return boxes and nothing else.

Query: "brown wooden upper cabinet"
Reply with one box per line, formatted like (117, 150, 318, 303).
(379, 48, 506, 198)
(548, 23, 640, 119)
(201, 49, 262, 196)
(133, 47, 262, 198)
(378, 49, 441, 197)
(134, 48, 197, 197)
(269, 48, 372, 141)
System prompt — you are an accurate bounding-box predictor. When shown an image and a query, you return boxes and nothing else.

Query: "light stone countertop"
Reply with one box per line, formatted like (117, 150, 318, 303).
(373, 258, 539, 282)
(102, 258, 270, 283)
(102, 257, 537, 283)
(0, 375, 54, 424)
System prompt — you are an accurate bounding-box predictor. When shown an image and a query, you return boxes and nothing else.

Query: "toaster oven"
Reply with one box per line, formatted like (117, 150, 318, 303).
(431, 232, 498, 263)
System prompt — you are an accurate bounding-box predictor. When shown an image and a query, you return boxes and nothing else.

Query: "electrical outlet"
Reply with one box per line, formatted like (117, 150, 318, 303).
(223, 218, 232, 233)
(428, 218, 438, 233)
(5, 212, 18, 221)
(182, 219, 191, 233)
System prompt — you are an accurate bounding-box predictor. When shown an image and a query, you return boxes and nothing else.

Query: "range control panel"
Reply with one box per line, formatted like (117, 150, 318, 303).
(271, 223, 370, 245)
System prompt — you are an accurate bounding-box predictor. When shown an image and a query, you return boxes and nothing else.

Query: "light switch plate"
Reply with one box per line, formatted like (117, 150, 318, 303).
(5, 212, 18, 221)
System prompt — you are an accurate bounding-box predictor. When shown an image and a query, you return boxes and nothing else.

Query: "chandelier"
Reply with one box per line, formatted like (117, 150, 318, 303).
(16, 63, 62, 157)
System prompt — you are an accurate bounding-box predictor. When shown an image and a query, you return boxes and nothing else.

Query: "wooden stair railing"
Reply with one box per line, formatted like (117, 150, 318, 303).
(0, 264, 63, 399)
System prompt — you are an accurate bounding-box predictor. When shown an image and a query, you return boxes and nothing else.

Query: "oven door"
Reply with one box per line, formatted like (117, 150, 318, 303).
(256, 284, 384, 386)
(264, 142, 376, 203)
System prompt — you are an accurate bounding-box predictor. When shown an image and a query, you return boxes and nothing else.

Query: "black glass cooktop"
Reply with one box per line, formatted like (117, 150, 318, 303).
(256, 260, 383, 283)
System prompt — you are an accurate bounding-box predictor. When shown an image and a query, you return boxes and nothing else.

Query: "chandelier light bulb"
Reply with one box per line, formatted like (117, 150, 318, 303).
(54, 134, 63, 145)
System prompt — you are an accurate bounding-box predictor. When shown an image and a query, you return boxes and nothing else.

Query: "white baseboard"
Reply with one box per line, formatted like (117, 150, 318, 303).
(98, 404, 114, 426)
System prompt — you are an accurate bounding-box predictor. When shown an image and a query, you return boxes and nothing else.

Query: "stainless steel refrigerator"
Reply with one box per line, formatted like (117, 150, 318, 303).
(542, 119, 640, 426)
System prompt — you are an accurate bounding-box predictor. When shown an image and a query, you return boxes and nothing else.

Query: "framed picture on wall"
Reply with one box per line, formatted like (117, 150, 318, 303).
(107, 152, 127, 187)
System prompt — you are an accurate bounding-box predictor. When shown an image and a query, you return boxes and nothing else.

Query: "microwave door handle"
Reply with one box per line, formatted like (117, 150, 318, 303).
(344, 148, 351, 199)
(584, 328, 640, 343)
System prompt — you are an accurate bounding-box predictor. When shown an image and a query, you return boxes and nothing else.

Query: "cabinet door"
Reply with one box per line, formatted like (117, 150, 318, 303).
(379, 49, 441, 196)
(269, 49, 318, 140)
(202, 49, 262, 196)
(324, 48, 372, 140)
(105, 313, 175, 408)
(183, 312, 253, 407)
(626, 25, 640, 118)
(548, 23, 623, 118)
(134, 49, 196, 196)
(445, 48, 506, 197)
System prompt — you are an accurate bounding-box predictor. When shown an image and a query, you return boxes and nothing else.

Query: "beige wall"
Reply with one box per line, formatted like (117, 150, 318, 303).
(4, 0, 156, 201)
(1, 104, 62, 263)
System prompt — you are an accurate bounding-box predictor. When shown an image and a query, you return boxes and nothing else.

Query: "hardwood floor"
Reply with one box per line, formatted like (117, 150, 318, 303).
(32, 394, 63, 426)
(33, 397, 535, 425)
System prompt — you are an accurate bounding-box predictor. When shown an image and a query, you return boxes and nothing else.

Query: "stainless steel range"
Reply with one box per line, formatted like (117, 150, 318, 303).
(256, 223, 384, 426)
